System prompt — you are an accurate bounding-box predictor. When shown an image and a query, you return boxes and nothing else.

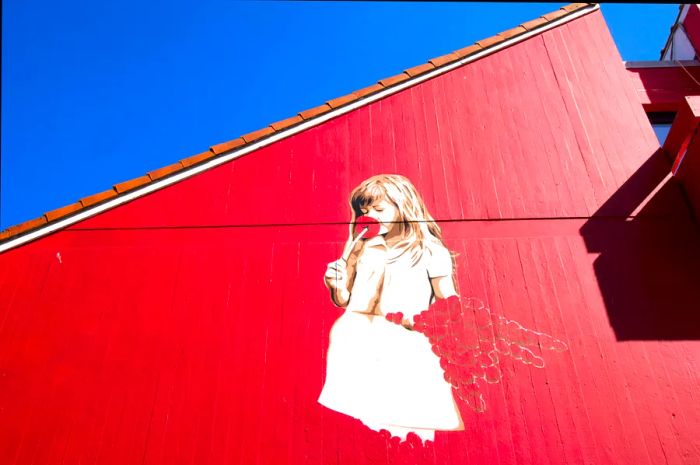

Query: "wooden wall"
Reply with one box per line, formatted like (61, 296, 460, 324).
(2, 11, 699, 464)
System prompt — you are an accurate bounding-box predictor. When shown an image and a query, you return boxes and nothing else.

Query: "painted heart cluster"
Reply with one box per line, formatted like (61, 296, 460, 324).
(386, 296, 568, 413)
(384, 311, 405, 325)
(378, 429, 434, 463)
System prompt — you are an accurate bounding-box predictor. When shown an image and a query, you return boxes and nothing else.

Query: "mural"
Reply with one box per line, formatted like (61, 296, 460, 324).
(320, 174, 568, 444)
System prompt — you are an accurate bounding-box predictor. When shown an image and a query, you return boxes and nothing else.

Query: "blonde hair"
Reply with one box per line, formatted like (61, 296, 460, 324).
(347, 174, 446, 265)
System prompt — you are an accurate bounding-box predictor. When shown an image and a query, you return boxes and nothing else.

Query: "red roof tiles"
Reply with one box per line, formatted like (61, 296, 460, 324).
(521, 18, 550, 31)
(429, 52, 461, 68)
(79, 189, 118, 208)
(2, 217, 48, 239)
(378, 73, 411, 87)
(454, 44, 483, 59)
(542, 9, 570, 22)
(114, 176, 152, 194)
(179, 150, 216, 168)
(0, 3, 597, 247)
(476, 35, 504, 49)
(298, 104, 332, 120)
(241, 127, 275, 144)
(148, 162, 186, 181)
(269, 115, 304, 131)
(562, 3, 590, 13)
(352, 83, 385, 99)
(498, 26, 528, 40)
(44, 203, 83, 222)
(404, 63, 436, 77)
(326, 94, 359, 109)
(210, 138, 245, 155)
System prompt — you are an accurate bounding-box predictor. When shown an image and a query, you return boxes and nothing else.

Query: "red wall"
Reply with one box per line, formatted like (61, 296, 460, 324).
(2, 11, 700, 464)
(683, 5, 700, 55)
(627, 64, 700, 112)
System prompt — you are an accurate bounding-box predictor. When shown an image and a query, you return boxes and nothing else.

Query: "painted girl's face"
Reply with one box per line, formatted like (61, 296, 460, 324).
(360, 200, 400, 235)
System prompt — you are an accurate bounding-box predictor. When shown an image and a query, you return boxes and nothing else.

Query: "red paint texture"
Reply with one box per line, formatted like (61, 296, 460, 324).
(675, 129, 700, 218)
(1, 11, 700, 465)
(664, 96, 700, 170)
(409, 296, 567, 413)
(627, 65, 700, 112)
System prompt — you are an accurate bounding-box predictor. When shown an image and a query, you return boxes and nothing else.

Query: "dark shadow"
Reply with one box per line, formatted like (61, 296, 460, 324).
(579, 148, 700, 340)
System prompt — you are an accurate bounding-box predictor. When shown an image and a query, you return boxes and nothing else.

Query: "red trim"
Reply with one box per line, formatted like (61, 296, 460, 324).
(664, 96, 700, 172)
(682, 5, 700, 56)
(627, 65, 700, 112)
(675, 130, 700, 218)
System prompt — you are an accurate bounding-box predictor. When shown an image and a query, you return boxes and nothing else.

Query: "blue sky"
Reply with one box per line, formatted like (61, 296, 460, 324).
(1, 2, 680, 229)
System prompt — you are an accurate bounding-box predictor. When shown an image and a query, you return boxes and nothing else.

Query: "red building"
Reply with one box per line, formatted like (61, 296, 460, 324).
(2, 3, 700, 464)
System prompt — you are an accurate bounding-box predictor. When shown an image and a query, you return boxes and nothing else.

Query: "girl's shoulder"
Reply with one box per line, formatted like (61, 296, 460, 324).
(423, 237, 453, 277)
(424, 236, 450, 256)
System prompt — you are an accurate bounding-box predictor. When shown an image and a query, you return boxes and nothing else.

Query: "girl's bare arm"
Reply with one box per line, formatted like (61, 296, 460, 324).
(324, 260, 350, 307)
(431, 275, 458, 299)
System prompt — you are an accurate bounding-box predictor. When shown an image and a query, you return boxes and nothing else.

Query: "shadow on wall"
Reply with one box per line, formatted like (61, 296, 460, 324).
(579, 148, 700, 341)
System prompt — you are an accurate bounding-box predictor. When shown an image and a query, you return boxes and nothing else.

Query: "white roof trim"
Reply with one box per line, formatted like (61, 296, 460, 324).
(680, 4, 691, 23)
(661, 5, 694, 61)
(661, 5, 687, 60)
(625, 60, 700, 68)
(0, 3, 600, 254)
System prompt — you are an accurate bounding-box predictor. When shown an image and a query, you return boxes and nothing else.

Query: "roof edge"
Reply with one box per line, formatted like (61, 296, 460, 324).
(625, 60, 700, 69)
(660, 4, 689, 60)
(0, 3, 599, 253)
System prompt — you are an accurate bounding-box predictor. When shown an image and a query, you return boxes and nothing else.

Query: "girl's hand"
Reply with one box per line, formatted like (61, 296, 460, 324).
(324, 259, 347, 289)
(385, 312, 414, 330)
(324, 259, 350, 306)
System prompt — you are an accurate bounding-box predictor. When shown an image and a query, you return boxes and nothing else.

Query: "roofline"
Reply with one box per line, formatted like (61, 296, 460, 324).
(660, 4, 689, 60)
(625, 59, 700, 69)
(0, 3, 599, 254)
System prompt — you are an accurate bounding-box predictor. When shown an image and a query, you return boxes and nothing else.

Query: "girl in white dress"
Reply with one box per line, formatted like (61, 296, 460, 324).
(319, 174, 464, 442)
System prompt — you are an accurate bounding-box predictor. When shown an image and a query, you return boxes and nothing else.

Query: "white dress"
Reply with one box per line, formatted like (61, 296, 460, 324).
(318, 237, 463, 436)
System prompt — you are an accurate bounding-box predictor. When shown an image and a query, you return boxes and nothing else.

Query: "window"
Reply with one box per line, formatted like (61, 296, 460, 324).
(647, 112, 676, 145)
